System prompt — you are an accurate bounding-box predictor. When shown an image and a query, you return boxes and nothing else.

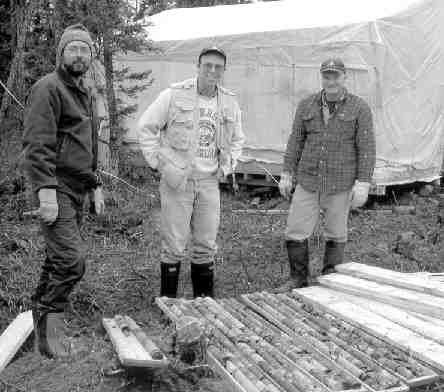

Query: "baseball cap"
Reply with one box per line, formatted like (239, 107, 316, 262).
(320, 58, 346, 74)
(199, 46, 227, 65)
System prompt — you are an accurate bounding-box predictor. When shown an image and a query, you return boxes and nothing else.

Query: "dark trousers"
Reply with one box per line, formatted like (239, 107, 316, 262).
(32, 190, 86, 313)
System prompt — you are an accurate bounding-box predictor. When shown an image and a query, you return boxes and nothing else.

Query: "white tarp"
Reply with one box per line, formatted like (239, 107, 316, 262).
(122, 0, 444, 185)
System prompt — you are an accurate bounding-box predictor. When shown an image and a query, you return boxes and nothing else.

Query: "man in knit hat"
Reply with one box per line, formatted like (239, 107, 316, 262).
(23, 24, 104, 358)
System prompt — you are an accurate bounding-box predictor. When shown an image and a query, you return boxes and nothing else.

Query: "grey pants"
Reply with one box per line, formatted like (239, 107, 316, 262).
(286, 184, 352, 243)
(33, 190, 86, 313)
(160, 176, 220, 265)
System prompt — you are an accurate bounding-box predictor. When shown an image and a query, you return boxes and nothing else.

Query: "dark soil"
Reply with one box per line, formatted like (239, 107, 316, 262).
(0, 174, 443, 392)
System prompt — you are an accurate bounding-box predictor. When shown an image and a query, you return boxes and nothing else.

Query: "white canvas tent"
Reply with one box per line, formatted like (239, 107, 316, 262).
(121, 0, 444, 186)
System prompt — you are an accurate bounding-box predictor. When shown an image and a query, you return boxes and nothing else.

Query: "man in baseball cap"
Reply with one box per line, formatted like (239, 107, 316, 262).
(277, 57, 375, 291)
(23, 24, 104, 357)
(138, 47, 244, 299)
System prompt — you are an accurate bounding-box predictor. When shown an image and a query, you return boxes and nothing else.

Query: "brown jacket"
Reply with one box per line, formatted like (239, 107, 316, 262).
(23, 67, 100, 195)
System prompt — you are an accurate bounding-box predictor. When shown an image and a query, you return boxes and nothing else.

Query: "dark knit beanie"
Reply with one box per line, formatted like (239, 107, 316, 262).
(56, 24, 94, 67)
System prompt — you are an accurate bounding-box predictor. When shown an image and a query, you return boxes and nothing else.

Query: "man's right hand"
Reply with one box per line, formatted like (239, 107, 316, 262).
(279, 172, 293, 199)
(38, 188, 58, 225)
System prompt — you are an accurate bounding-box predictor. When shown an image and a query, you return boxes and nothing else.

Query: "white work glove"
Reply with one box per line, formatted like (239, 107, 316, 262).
(351, 181, 371, 209)
(38, 188, 58, 225)
(93, 186, 105, 216)
(279, 172, 293, 199)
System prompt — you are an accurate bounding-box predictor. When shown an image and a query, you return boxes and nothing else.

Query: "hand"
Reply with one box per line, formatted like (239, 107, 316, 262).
(93, 187, 105, 216)
(351, 181, 371, 209)
(38, 188, 58, 225)
(217, 168, 226, 181)
(279, 172, 293, 199)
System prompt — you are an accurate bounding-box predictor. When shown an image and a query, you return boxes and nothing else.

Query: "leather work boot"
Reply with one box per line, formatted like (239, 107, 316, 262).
(33, 307, 70, 358)
(322, 240, 346, 275)
(274, 239, 309, 293)
(191, 262, 214, 298)
(160, 262, 181, 298)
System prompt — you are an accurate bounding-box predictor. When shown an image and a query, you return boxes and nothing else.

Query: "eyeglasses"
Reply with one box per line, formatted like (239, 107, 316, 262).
(201, 62, 225, 73)
(64, 46, 91, 56)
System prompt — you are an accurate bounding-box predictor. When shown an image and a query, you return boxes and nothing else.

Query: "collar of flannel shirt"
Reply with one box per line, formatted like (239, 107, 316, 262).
(320, 88, 347, 109)
(320, 88, 347, 124)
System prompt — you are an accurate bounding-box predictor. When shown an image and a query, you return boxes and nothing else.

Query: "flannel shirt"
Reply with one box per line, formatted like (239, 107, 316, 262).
(283, 90, 375, 194)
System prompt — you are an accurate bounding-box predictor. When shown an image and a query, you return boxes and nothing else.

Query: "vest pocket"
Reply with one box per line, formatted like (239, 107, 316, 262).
(168, 118, 193, 150)
(168, 100, 194, 150)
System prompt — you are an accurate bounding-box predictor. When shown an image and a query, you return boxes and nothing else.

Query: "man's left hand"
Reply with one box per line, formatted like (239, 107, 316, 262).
(93, 187, 105, 215)
(351, 181, 371, 209)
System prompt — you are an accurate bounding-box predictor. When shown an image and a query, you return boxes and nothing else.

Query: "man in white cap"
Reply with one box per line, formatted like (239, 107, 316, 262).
(23, 24, 104, 357)
(138, 47, 244, 299)
(277, 57, 376, 291)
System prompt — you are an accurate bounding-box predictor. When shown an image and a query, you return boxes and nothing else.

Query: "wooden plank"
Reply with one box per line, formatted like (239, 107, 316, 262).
(0, 311, 33, 373)
(320, 290, 444, 345)
(232, 209, 288, 215)
(410, 312, 444, 329)
(294, 286, 444, 372)
(318, 273, 444, 320)
(102, 318, 168, 368)
(335, 262, 444, 298)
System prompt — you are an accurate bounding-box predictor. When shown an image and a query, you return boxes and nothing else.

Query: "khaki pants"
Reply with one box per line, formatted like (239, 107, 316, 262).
(286, 185, 352, 243)
(160, 176, 220, 265)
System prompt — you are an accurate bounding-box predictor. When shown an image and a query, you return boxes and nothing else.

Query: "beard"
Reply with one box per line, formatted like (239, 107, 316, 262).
(64, 60, 89, 77)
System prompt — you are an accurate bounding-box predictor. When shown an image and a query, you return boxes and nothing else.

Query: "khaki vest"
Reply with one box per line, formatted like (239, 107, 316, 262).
(159, 78, 238, 176)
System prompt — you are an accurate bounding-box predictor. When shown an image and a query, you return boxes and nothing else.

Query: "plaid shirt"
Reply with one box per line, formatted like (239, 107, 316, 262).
(283, 90, 376, 194)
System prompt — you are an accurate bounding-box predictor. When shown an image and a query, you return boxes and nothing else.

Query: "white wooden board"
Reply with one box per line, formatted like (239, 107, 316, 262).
(318, 273, 444, 320)
(295, 286, 444, 372)
(335, 263, 444, 297)
(321, 290, 444, 345)
(0, 311, 33, 373)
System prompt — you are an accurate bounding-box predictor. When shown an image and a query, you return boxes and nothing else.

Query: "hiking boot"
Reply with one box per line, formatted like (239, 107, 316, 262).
(191, 262, 214, 298)
(274, 239, 309, 293)
(322, 240, 346, 275)
(160, 262, 181, 298)
(33, 307, 69, 358)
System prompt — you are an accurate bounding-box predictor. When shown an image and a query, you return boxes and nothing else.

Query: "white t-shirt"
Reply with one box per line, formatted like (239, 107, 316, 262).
(193, 95, 219, 175)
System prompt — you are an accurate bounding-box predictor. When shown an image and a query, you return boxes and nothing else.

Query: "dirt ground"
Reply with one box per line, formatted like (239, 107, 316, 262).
(0, 175, 443, 392)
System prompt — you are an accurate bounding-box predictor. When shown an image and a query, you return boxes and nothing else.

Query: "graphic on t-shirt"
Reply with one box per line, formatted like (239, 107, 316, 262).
(197, 107, 218, 161)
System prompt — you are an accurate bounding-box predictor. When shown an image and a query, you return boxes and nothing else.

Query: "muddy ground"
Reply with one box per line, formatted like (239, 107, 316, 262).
(0, 175, 443, 392)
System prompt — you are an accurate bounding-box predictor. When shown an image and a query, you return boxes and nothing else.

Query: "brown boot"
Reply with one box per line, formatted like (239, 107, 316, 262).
(322, 240, 345, 275)
(274, 240, 309, 292)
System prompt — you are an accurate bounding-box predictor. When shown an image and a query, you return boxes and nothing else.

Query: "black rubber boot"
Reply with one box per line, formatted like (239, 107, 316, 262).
(322, 240, 346, 275)
(32, 306, 52, 358)
(191, 262, 214, 298)
(160, 262, 181, 298)
(275, 239, 309, 292)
